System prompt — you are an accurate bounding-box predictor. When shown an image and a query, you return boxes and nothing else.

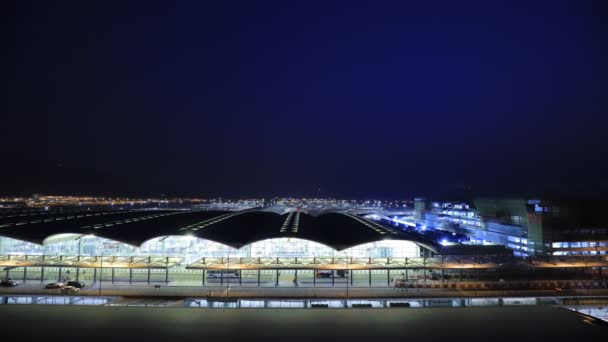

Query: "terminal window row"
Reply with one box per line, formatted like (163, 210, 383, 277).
(552, 241, 608, 248)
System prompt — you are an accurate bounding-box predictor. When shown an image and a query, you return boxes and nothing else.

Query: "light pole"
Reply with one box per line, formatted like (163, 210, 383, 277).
(225, 250, 230, 298)
(98, 246, 105, 297)
(98, 251, 103, 297)
(346, 256, 349, 302)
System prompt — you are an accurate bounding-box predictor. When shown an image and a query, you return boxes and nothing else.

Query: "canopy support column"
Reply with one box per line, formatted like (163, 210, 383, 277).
(165, 257, 169, 284)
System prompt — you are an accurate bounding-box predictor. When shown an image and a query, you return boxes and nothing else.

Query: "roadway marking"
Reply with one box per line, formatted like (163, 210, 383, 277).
(179, 210, 253, 232)
(344, 214, 399, 235)
(291, 211, 300, 233)
(81, 211, 183, 230)
(280, 211, 295, 233)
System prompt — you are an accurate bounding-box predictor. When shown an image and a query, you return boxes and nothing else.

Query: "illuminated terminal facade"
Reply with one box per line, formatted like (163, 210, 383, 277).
(0, 208, 431, 259)
(0, 207, 454, 286)
(406, 198, 608, 257)
(0, 235, 421, 262)
(1, 205, 607, 287)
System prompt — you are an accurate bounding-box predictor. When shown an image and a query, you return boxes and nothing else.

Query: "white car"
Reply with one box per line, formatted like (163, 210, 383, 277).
(45, 282, 65, 289)
(207, 271, 240, 278)
(60, 286, 80, 294)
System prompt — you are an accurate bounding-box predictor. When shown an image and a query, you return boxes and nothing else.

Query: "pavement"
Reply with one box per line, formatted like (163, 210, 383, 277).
(2, 282, 608, 299)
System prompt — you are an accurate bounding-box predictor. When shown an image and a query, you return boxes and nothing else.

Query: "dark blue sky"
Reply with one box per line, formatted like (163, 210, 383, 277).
(6, 0, 608, 199)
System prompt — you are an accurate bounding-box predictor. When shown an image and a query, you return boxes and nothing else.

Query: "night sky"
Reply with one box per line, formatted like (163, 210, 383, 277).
(6, 0, 608, 199)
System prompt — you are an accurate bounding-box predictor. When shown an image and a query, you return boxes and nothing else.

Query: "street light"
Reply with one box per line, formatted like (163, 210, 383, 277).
(98, 246, 105, 297)
(346, 255, 349, 302)
(225, 250, 230, 298)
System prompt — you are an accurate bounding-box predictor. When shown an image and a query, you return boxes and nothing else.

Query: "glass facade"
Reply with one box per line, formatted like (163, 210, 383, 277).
(550, 240, 608, 255)
(0, 235, 420, 260)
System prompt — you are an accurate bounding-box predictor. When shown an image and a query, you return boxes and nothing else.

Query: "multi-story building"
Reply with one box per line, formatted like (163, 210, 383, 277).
(417, 198, 608, 257)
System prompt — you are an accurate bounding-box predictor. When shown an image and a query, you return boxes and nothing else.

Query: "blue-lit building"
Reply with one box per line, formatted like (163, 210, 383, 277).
(409, 198, 608, 257)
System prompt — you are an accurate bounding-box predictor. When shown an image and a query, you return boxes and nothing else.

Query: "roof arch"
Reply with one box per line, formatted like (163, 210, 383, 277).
(339, 239, 421, 257)
(42, 233, 87, 245)
(138, 235, 239, 252)
(239, 237, 338, 257)
(0, 234, 46, 249)
(0, 209, 440, 254)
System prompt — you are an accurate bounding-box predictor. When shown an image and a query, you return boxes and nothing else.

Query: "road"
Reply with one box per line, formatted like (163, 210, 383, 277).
(2, 282, 607, 299)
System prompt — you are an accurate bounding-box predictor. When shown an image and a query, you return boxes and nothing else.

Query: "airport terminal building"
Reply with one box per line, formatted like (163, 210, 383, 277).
(0, 208, 445, 286)
(0, 208, 435, 259)
(1, 207, 606, 287)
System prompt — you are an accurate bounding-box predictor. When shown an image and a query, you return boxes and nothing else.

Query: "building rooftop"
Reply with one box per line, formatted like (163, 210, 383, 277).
(0, 208, 439, 252)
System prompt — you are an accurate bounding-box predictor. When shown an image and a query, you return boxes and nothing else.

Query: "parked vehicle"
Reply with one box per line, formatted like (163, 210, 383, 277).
(315, 270, 349, 278)
(430, 272, 450, 281)
(336, 270, 349, 277)
(207, 270, 240, 278)
(316, 270, 333, 278)
(67, 281, 86, 288)
(45, 282, 65, 289)
(0, 279, 20, 287)
(393, 277, 417, 288)
(60, 286, 80, 294)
